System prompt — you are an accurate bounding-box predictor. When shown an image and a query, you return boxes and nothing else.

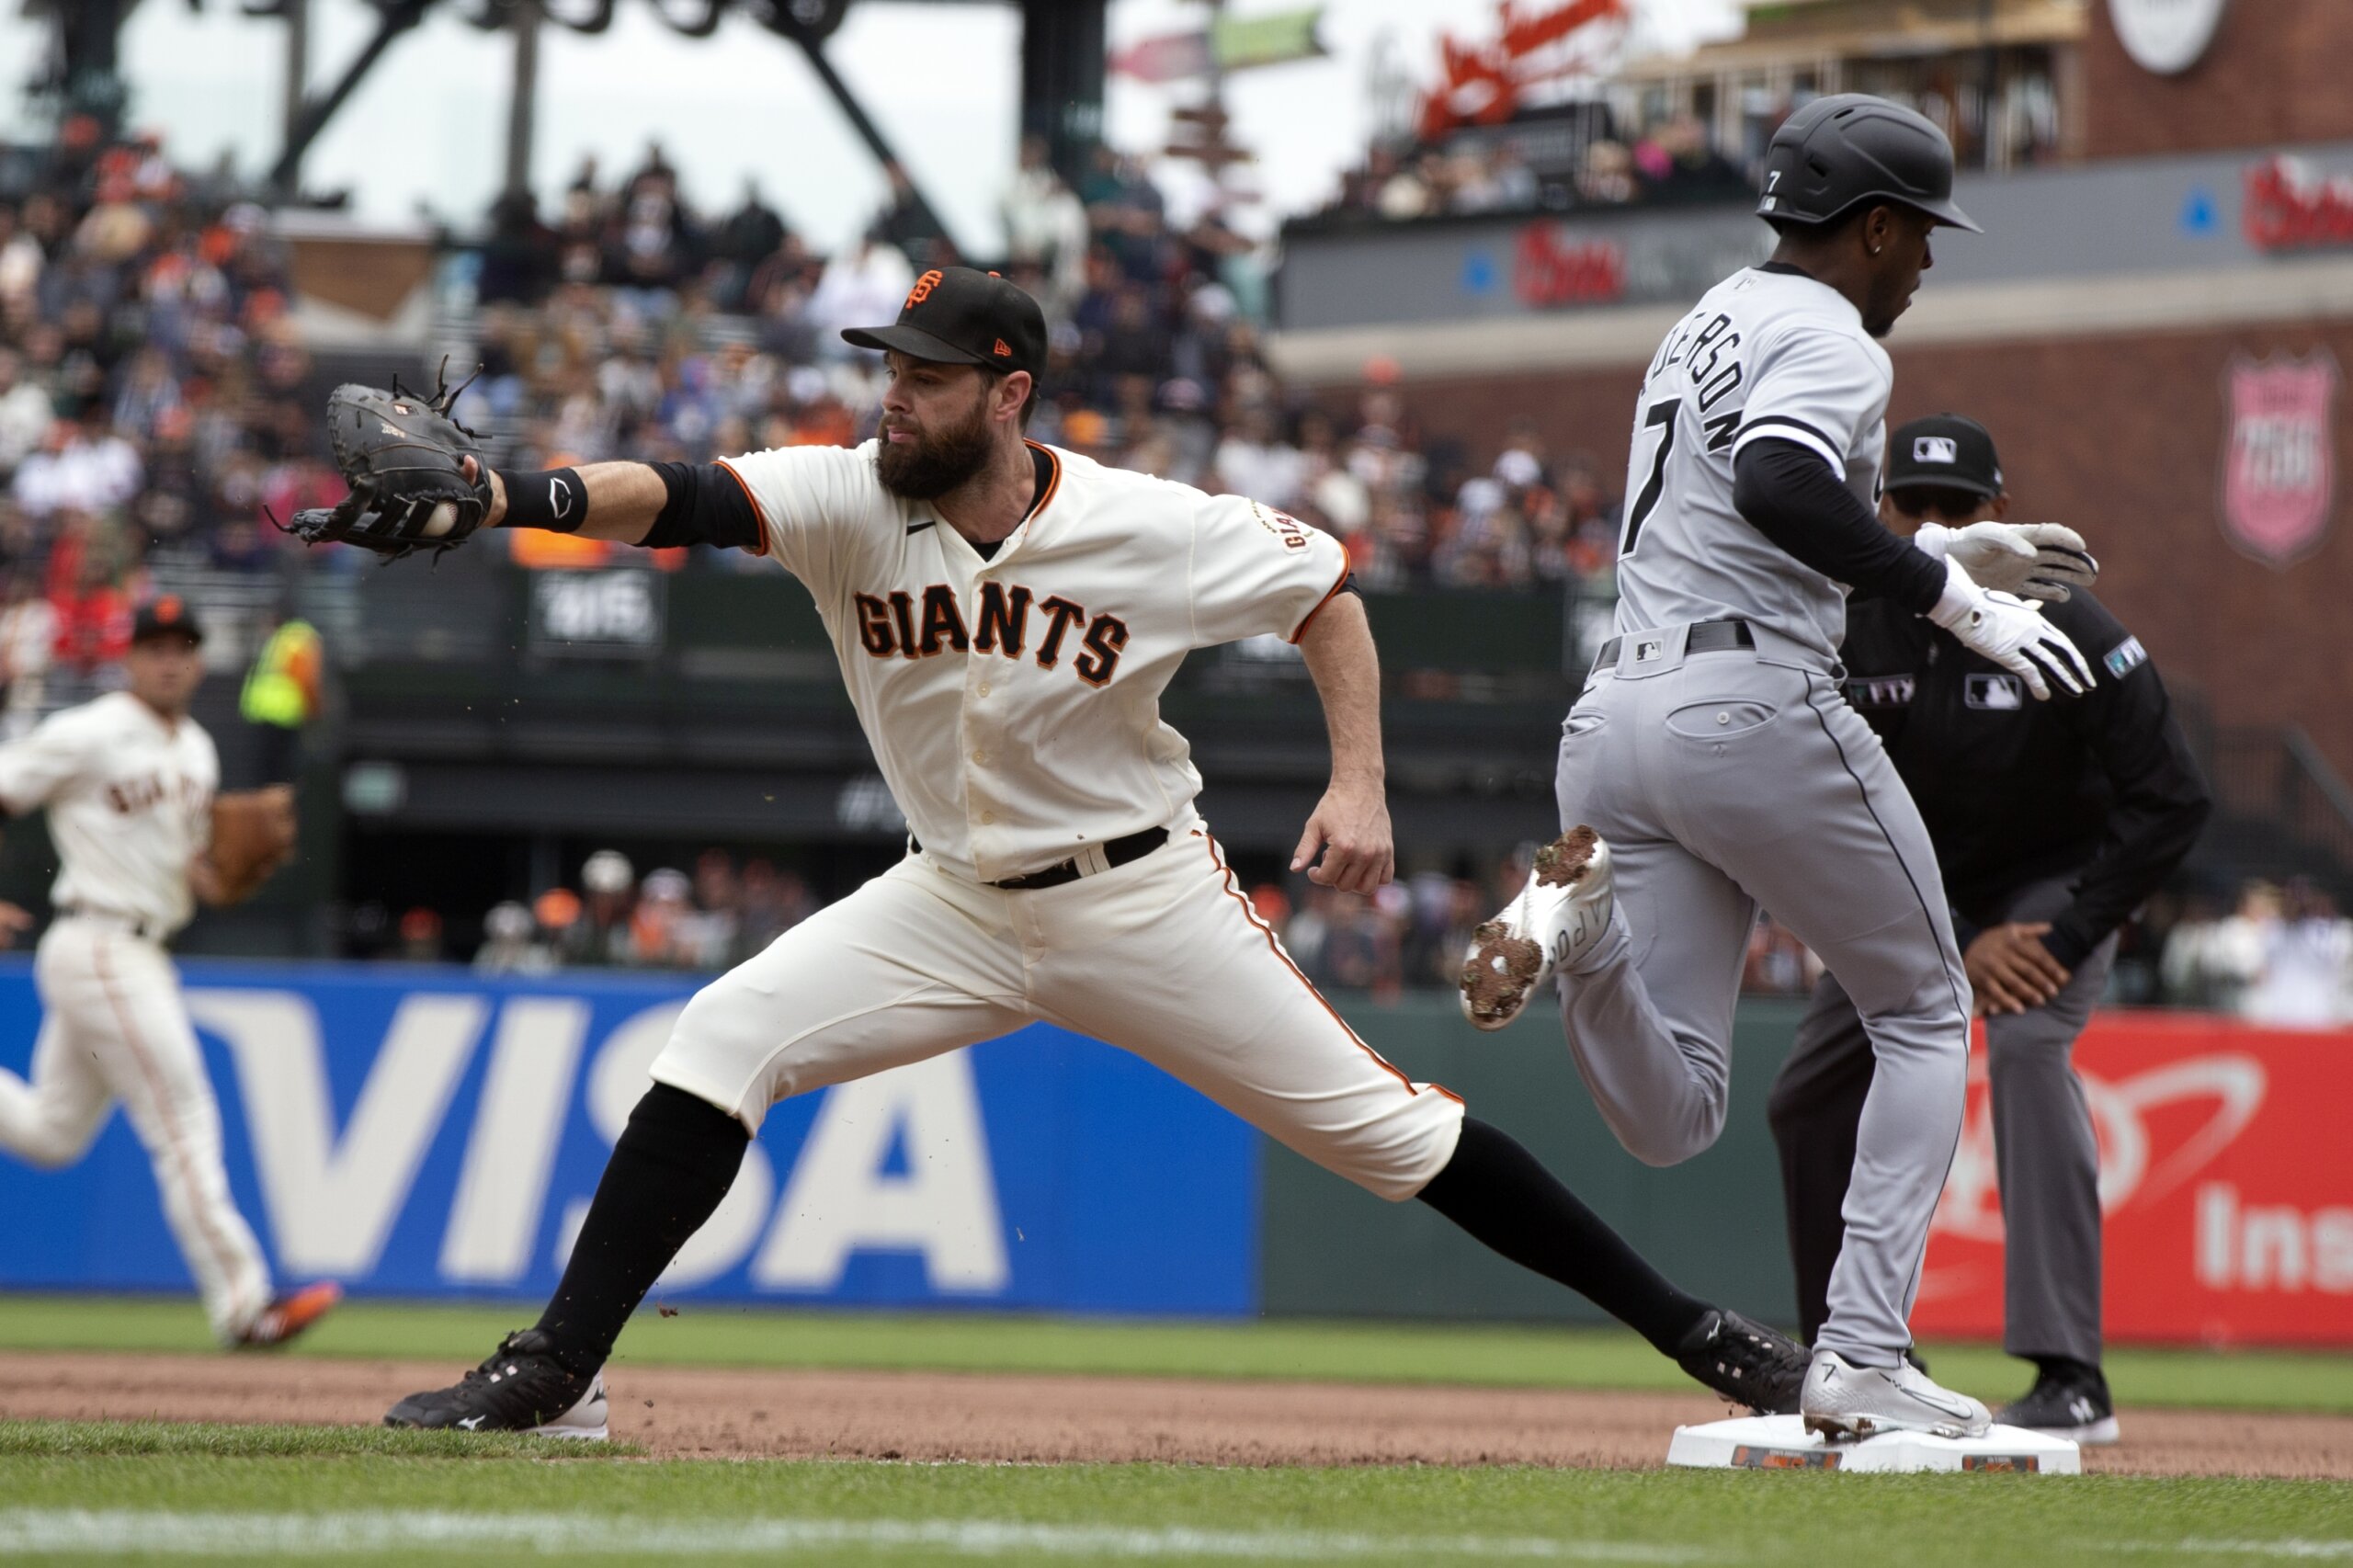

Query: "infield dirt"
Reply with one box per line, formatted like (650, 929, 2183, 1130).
(2, 1350, 2349, 1478)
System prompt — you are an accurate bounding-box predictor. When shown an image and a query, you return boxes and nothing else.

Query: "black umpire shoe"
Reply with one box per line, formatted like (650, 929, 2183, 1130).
(383, 1329, 609, 1439)
(1995, 1366, 2120, 1445)
(1675, 1309, 1809, 1415)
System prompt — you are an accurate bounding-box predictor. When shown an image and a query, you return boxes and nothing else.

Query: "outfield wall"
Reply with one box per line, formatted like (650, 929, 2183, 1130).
(0, 962, 2341, 1346)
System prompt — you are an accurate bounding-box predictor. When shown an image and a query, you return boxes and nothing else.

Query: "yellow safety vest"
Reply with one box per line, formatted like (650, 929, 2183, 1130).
(240, 619, 321, 728)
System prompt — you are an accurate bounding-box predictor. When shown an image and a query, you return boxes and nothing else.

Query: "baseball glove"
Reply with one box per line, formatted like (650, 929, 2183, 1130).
(280, 364, 492, 562)
(204, 785, 299, 906)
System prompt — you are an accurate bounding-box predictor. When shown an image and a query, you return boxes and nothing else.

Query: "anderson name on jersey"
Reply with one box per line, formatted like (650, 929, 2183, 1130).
(0, 690, 217, 933)
(719, 437, 1352, 884)
(1614, 266, 1893, 665)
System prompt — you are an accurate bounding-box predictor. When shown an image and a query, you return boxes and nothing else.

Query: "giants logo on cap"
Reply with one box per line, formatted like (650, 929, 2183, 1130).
(905, 270, 944, 309)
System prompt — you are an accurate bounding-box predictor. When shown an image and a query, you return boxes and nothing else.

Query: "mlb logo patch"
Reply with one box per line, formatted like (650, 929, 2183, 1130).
(1844, 675, 1915, 710)
(1913, 436, 1960, 465)
(2104, 635, 2148, 679)
(1965, 673, 2025, 710)
(1635, 639, 1664, 663)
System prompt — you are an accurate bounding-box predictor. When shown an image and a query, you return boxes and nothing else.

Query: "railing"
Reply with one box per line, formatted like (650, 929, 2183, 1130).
(2174, 683, 2353, 896)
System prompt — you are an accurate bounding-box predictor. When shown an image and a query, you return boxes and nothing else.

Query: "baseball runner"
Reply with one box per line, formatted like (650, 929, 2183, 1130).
(1769, 414, 2211, 1444)
(292, 267, 1812, 1437)
(0, 598, 338, 1346)
(1459, 97, 2098, 1441)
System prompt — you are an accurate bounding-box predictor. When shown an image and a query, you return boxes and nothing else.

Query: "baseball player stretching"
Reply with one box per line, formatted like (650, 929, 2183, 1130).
(0, 599, 340, 1346)
(1460, 97, 2096, 1440)
(384, 267, 1808, 1436)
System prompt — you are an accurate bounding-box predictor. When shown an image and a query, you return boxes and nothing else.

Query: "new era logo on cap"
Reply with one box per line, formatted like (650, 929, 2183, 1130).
(1913, 436, 1960, 464)
(994, 339, 1012, 358)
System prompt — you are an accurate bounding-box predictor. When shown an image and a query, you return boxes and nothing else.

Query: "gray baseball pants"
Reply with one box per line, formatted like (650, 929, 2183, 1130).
(1770, 875, 2116, 1366)
(1552, 625, 1971, 1366)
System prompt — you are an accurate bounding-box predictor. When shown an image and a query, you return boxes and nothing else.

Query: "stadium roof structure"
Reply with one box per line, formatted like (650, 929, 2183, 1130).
(27, 0, 1108, 232)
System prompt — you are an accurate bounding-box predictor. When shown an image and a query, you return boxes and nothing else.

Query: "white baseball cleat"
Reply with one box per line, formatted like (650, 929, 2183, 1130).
(1801, 1349, 1992, 1441)
(1457, 826, 1614, 1031)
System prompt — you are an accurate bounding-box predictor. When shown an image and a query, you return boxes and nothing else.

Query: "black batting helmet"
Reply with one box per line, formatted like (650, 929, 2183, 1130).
(1756, 94, 1981, 233)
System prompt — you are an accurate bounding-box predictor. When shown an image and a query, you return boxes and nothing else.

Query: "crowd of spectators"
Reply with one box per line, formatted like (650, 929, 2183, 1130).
(2154, 879, 2353, 1028)
(1323, 110, 1748, 223)
(447, 136, 1630, 594)
(387, 846, 826, 975)
(0, 119, 343, 705)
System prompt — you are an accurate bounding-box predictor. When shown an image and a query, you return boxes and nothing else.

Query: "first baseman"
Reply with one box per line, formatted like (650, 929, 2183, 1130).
(0, 599, 340, 1346)
(371, 267, 1809, 1436)
(1460, 97, 2097, 1440)
(1769, 414, 2211, 1443)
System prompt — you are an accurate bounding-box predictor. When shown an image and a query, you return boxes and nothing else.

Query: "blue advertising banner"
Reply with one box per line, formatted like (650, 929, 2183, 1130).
(0, 960, 1257, 1315)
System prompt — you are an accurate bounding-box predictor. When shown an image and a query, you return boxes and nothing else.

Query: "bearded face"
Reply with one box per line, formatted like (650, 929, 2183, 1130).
(877, 372, 997, 500)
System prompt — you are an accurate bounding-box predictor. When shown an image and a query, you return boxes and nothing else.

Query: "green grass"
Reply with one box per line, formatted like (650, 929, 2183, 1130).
(0, 1427, 2343, 1565)
(0, 1293, 2347, 1415)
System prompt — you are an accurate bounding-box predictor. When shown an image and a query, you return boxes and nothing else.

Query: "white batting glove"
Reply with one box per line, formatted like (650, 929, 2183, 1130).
(1925, 556, 2095, 700)
(1914, 521, 2099, 602)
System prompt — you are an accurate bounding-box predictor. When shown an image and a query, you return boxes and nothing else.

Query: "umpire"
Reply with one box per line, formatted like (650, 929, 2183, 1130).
(1767, 414, 2210, 1444)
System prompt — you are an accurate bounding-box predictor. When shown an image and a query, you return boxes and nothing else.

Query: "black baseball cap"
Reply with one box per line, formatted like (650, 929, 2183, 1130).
(131, 595, 203, 645)
(1886, 414, 2003, 498)
(841, 266, 1046, 381)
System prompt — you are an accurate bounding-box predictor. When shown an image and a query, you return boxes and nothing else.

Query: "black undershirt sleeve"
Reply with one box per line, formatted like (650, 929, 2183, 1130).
(1730, 438, 1948, 615)
(638, 461, 762, 551)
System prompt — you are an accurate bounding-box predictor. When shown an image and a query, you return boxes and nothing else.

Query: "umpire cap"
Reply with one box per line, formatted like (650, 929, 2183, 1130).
(1756, 94, 1981, 233)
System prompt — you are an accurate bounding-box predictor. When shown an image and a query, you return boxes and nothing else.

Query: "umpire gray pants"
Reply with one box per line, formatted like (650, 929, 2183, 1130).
(1552, 626, 1970, 1367)
(1769, 876, 2116, 1366)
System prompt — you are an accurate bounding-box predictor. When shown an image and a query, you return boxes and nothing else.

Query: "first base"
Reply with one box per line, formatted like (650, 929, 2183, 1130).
(1665, 1414, 2079, 1474)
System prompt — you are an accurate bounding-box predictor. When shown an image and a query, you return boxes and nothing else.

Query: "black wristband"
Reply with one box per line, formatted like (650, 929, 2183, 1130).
(496, 468, 587, 533)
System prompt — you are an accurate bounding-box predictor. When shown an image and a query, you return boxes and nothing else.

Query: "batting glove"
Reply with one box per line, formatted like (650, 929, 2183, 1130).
(1914, 521, 2099, 603)
(1925, 556, 2095, 700)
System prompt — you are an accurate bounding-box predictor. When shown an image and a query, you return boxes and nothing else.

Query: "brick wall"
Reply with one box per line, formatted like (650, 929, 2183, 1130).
(2086, 0, 2353, 159)
(1388, 320, 2353, 776)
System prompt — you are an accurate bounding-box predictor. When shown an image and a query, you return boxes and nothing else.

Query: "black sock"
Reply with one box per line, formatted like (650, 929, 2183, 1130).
(534, 1083, 749, 1375)
(2034, 1355, 2104, 1390)
(1417, 1117, 1710, 1355)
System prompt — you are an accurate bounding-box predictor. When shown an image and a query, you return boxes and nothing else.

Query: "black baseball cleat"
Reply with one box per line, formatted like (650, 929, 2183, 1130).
(383, 1329, 609, 1439)
(1675, 1309, 1809, 1415)
(1995, 1366, 2120, 1445)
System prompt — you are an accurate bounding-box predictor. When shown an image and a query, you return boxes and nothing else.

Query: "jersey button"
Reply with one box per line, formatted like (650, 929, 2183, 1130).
(981, 811, 996, 824)
(976, 683, 990, 697)
(972, 750, 988, 766)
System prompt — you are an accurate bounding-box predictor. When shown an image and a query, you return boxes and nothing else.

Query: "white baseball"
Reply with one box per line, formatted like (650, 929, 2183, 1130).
(422, 501, 460, 538)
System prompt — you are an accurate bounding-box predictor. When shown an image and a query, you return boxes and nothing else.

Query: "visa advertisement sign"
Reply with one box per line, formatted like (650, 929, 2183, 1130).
(0, 962, 1256, 1314)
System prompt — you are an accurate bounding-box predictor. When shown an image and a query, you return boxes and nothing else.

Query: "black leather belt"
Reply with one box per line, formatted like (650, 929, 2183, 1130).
(915, 826, 1171, 891)
(59, 906, 166, 941)
(1593, 618, 1754, 672)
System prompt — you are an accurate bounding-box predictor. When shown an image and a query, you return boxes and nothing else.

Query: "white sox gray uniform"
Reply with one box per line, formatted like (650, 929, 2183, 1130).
(653, 438, 1466, 1194)
(0, 690, 278, 1342)
(1549, 266, 1969, 1367)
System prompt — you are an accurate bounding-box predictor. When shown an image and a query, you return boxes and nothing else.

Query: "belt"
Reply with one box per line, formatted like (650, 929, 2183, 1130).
(915, 826, 1170, 891)
(58, 906, 167, 942)
(1593, 618, 1754, 672)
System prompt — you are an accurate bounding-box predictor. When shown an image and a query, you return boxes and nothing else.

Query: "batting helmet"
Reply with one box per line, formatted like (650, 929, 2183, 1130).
(1756, 95, 1981, 233)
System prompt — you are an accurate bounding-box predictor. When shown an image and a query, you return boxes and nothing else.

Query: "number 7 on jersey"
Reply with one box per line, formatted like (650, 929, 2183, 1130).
(1620, 399, 1679, 559)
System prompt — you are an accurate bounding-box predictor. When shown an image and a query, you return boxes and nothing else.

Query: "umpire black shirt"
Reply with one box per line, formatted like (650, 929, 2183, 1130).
(1839, 587, 2211, 970)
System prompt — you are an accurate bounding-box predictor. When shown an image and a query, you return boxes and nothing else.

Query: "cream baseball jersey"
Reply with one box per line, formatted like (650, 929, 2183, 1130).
(720, 438, 1352, 882)
(0, 691, 217, 931)
(1615, 266, 1892, 665)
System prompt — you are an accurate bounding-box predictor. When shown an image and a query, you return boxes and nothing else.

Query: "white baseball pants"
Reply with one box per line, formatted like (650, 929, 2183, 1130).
(0, 917, 271, 1342)
(653, 829, 1465, 1201)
